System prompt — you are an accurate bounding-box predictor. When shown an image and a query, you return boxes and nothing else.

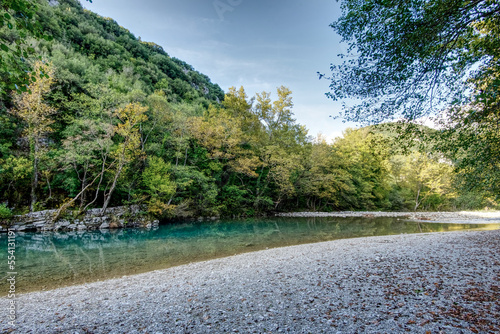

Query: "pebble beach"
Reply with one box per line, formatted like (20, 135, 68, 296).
(1, 212, 499, 333)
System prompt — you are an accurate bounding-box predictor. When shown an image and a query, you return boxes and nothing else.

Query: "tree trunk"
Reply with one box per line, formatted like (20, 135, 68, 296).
(30, 155, 38, 212)
(30, 141, 39, 212)
(101, 162, 124, 215)
(83, 156, 108, 213)
(80, 168, 88, 210)
(52, 170, 106, 223)
(414, 185, 421, 211)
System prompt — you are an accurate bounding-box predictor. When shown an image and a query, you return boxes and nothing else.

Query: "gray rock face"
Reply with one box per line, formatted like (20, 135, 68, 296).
(99, 222, 110, 229)
(33, 221, 47, 228)
(3, 205, 155, 232)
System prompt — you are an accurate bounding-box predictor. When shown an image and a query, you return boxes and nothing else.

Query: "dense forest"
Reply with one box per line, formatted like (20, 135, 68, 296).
(0, 0, 497, 220)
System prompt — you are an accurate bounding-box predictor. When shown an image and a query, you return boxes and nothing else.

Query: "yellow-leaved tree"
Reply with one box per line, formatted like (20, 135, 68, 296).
(254, 86, 309, 209)
(101, 102, 148, 214)
(11, 61, 55, 212)
(390, 152, 454, 211)
(189, 105, 261, 178)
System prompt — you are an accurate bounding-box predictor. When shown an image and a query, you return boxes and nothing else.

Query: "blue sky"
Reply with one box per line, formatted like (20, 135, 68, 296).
(83, 0, 357, 140)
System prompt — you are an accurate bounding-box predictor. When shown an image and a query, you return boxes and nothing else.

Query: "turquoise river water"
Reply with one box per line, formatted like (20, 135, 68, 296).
(1, 216, 499, 295)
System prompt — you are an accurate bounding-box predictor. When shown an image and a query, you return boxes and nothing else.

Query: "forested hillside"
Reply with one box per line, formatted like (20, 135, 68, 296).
(0, 0, 495, 220)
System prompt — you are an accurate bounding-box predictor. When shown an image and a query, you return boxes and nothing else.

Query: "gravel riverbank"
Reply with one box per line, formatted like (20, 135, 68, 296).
(2, 229, 499, 333)
(278, 210, 500, 224)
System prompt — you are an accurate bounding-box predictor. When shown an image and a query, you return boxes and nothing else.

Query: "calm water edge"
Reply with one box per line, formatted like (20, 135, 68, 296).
(1, 216, 499, 295)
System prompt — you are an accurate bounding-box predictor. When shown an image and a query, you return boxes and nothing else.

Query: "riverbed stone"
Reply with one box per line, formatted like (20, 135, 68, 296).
(2, 230, 499, 333)
(5, 205, 157, 232)
(109, 221, 120, 229)
(58, 220, 71, 227)
(33, 221, 46, 228)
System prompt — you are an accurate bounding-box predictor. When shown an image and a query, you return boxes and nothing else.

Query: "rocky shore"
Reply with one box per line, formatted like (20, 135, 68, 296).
(1, 228, 499, 333)
(1, 206, 159, 233)
(277, 210, 500, 224)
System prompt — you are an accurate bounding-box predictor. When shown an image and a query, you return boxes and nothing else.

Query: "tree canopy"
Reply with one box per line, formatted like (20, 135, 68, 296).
(328, 0, 500, 199)
(328, 0, 500, 123)
(0, 0, 496, 219)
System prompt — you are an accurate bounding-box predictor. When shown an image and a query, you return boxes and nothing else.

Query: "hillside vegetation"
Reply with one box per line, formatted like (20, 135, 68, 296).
(0, 0, 495, 219)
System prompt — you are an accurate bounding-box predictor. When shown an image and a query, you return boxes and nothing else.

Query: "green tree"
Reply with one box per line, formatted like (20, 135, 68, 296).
(0, 155, 32, 208)
(332, 128, 392, 209)
(1, 0, 44, 94)
(438, 103, 500, 197)
(222, 86, 261, 136)
(328, 0, 499, 123)
(297, 135, 355, 211)
(101, 102, 148, 214)
(171, 165, 220, 217)
(61, 115, 114, 210)
(11, 60, 56, 212)
(0, 0, 92, 94)
(435, 16, 500, 197)
(253, 86, 309, 210)
(390, 152, 455, 211)
(55, 82, 125, 211)
(328, 0, 500, 200)
(142, 156, 176, 216)
(189, 105, 260, 178)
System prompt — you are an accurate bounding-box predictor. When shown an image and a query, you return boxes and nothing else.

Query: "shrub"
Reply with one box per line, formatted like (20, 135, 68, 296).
(0, 204, 13, 219)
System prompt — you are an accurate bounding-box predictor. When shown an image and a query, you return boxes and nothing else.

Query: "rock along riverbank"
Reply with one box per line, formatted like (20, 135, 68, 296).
(1, 206, 159, 233)
(277, 210, 500, 224)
